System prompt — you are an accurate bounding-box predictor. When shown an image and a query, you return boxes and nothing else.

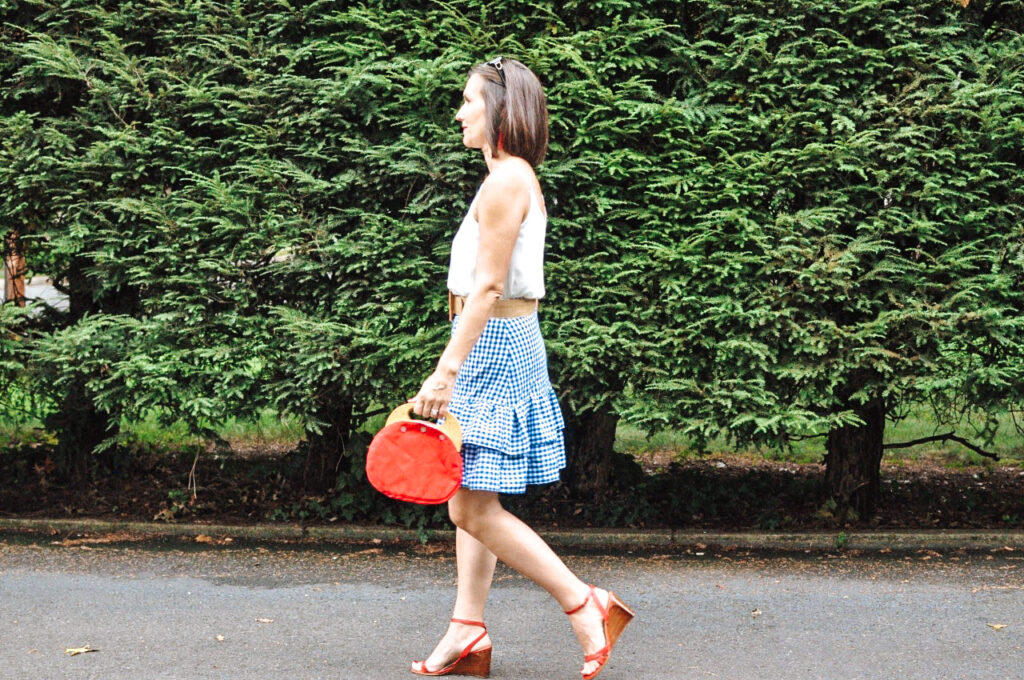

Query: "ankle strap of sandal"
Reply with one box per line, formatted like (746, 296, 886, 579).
(564, 585, 608, 619)
(450, 618, 486, 628)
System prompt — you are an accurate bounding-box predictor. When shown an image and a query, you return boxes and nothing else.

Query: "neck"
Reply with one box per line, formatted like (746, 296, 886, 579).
(484, 145, 512, 172)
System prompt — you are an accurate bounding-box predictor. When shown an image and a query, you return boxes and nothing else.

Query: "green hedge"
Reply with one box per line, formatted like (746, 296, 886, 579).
(1, 1, 1022, 513)
(624, 1, 1024, 442)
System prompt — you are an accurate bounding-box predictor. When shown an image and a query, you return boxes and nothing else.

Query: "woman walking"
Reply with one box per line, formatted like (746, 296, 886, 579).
(407, 57, 634, 679)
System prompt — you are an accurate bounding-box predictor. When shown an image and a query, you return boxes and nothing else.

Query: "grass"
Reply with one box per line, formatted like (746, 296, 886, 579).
(0, 404, 305, 453)
(883, 408, 1024, 467)
(115, 409, 307, 452)
(0, 383, 52, 448)
(616, 407, 1024, 468)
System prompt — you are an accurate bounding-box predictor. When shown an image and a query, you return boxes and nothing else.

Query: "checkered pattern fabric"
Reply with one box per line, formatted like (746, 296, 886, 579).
(447, 311, 566, 494)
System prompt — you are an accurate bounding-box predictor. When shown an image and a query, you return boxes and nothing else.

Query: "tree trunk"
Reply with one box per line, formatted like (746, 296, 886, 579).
(823, 397, 885, 522)
(46, 258, 111, 483)
(4, 230, 26, 306)
(47, 380, 110, 484)
(302, 395, 354, 494)
(562, 406, 620, 496)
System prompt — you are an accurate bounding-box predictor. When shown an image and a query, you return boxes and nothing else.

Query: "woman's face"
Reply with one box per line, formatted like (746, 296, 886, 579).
(455, 74, 488, 150)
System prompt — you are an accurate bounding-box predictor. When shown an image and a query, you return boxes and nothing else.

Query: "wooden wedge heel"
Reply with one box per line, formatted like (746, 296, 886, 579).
(565, 585, 635, 680)
(410, 618, 491, 678)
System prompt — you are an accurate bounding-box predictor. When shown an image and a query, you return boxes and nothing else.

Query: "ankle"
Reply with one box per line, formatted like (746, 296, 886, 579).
(564, 583, 601, 616)
(447, 619, 488, 644)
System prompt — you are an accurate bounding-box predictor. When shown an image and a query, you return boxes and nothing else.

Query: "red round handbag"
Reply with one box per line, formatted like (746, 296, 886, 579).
(365, 404, 463, 504)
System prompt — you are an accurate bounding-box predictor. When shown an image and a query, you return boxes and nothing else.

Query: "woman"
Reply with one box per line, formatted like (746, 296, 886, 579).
(408, 57, 634, 679)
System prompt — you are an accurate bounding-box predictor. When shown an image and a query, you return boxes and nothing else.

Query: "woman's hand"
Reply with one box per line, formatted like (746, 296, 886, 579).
(409, 370, 455, 420)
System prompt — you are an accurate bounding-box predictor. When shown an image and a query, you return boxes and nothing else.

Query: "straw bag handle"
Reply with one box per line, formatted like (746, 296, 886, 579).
(385, 404, 462, 451)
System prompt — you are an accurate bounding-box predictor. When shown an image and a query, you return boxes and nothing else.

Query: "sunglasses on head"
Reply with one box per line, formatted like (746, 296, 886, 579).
(486, 56, 506, 87)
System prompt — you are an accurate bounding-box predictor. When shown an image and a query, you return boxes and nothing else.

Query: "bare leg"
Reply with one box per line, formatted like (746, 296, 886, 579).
(448, 489, 613, 677)
(414, 528, 497, 672)
(453, 527, 498, 619)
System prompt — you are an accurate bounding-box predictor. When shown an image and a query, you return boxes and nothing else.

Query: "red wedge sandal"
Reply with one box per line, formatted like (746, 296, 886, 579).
(410, 618, 491, 677)
(565, 585, 635, 680)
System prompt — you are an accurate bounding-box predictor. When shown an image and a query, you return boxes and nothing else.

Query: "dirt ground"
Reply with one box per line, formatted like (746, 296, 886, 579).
(0, 445, 1021, 531)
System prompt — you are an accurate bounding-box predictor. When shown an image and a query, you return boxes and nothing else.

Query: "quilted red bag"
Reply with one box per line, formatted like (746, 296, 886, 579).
(365, 404, 463, 504)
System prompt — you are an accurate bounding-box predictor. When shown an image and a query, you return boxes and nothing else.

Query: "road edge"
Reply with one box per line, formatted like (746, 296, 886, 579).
(1, 517, 1022, 551)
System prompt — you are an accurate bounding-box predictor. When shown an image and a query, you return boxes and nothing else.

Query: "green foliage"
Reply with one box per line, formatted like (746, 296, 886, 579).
(0, 0, 1022, 496)
(619, 1, 1024, 453)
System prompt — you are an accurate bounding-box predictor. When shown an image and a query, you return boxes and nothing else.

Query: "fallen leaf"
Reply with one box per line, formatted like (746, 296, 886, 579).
(195, 534, 233, 545)
(53, 532, 140, 548)
(153, 508, 177, 522)
(255, 618, 274, 624)
(987, 623, 1007, 631)
(34, 456, 56, 476)
(65, 646, 98, 656)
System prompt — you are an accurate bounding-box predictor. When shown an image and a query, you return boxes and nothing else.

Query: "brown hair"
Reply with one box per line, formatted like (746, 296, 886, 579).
(468, 57, 549, 167)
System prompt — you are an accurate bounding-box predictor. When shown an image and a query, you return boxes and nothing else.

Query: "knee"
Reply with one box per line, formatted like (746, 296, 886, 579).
(448, 491, 497, 534)
(448, 498, 476, 532)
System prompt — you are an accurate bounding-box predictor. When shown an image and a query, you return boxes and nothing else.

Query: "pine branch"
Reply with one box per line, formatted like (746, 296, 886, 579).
(788, 432, 828, 441)
(883, 432, 999, 460)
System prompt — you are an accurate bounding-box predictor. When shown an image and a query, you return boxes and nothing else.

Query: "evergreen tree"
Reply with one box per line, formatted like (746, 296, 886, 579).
(628, 0, 1024, 518)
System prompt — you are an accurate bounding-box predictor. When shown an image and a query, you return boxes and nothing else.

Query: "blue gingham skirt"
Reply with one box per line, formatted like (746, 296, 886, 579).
(447, 312, 566, 494)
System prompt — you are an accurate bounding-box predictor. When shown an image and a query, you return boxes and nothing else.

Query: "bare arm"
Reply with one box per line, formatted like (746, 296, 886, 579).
(410, 168, 530, 418)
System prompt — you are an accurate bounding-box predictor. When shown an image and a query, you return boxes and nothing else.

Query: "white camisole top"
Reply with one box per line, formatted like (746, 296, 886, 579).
(447, 185, 547, 300)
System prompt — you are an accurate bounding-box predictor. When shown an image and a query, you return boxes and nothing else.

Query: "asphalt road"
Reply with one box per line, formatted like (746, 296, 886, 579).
(1, 534, 1021, 680)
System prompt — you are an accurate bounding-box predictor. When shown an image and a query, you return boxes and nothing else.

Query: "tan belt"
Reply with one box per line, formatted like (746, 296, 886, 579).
(448, 292, 539, 321)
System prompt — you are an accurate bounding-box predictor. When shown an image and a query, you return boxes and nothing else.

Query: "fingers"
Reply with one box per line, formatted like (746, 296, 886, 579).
(412, 401, 447, 419)
(409, 389, 450, 419)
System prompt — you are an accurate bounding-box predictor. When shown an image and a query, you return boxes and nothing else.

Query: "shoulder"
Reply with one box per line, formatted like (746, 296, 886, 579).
(478, 159, 535, 222)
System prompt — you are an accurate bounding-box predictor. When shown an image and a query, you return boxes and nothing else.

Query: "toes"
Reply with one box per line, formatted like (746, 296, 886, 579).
(411, 659, 437, 674)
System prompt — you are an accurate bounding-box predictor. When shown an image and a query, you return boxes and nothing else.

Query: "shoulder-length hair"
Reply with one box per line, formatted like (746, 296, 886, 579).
(468, 57, 548, 167)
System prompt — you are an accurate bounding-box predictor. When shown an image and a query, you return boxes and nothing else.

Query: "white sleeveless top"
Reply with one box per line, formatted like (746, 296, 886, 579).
(447, 185, 547, 300)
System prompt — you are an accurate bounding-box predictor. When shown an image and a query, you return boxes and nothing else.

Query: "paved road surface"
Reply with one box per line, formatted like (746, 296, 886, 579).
(1, 534, 1021, 679)
(22, 279, 68, 311)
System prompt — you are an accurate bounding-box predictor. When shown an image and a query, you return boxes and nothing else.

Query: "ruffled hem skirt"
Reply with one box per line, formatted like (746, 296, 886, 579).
(446, 311, 566, 494)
